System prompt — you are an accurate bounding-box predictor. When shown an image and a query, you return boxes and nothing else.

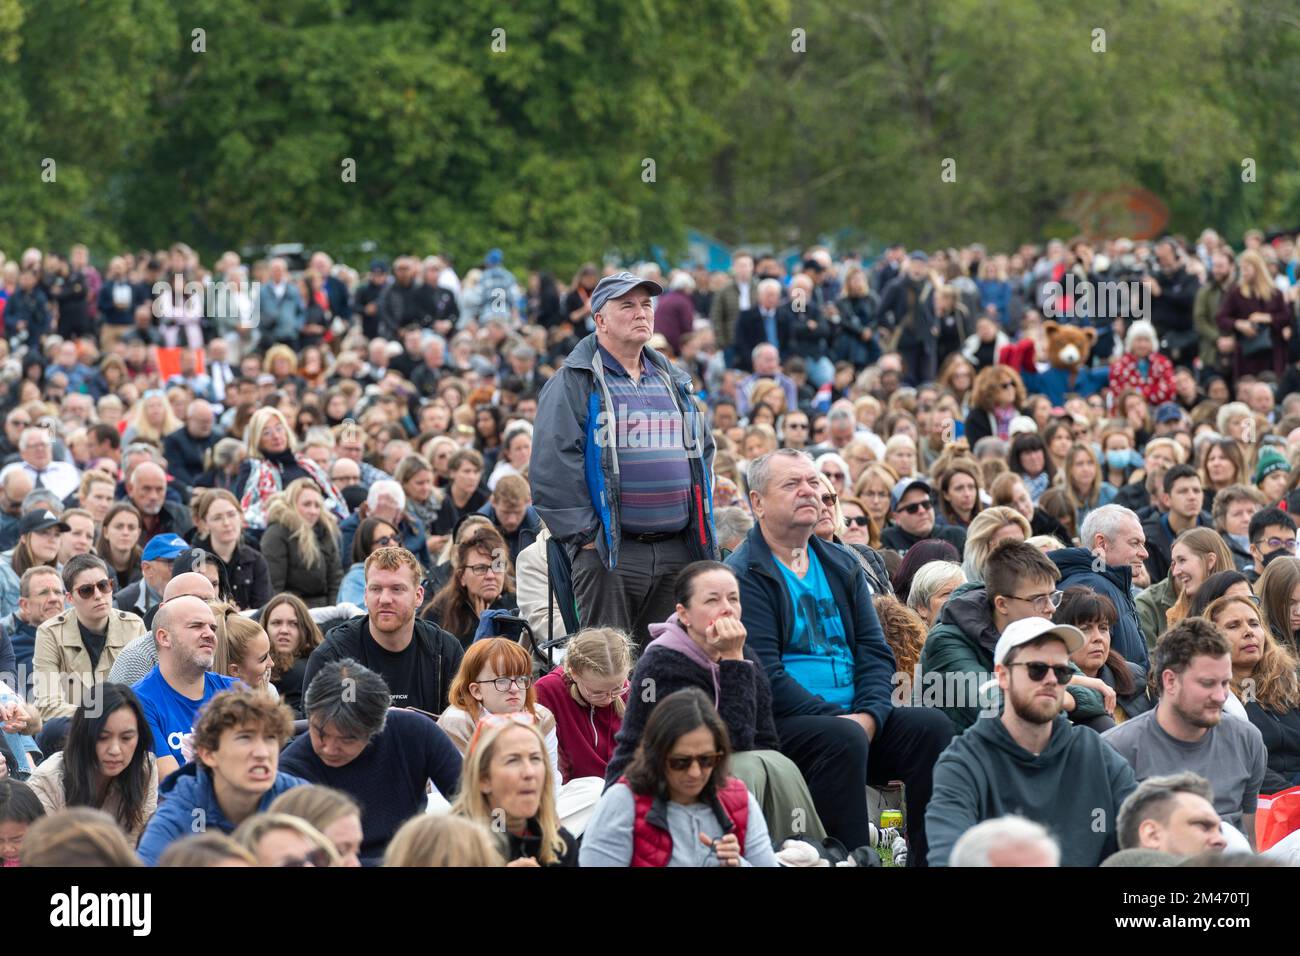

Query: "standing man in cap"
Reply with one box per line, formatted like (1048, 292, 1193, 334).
(530, 271, 717, 646)
(472, 249, 521, 326)
(926, 617, 1137, 866)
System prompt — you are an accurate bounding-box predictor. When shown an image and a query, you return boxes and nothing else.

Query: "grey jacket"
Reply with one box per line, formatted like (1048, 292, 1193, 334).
(529, 333, 717, 571)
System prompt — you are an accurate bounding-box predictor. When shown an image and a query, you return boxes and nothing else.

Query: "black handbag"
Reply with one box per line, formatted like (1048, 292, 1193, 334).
(1240, 326, 1273, 357)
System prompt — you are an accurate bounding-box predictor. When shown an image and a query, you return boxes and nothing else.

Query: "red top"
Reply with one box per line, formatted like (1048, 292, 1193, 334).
(533, 666, 625, 782)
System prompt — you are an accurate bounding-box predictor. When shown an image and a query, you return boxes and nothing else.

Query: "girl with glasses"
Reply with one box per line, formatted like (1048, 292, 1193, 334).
(337, 516, 402, 609)
(582, 686, 777, 867)
(533, 627, 634, 783)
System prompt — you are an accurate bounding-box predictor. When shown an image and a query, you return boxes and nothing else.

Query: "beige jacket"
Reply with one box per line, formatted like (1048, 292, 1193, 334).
(33, 608, 147, 720)
(26, 750, 160, 846)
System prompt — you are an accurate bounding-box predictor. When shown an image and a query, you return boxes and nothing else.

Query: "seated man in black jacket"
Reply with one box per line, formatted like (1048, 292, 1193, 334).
(605, 559, 827, 845)
(881, 477, 967, 555)
(162, 400, 219, 488)
(304, 547, 463, 715)
(726, 449, 953, 863)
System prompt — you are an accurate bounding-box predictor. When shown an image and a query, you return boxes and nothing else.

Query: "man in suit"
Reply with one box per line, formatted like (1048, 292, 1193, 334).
(733, 279, 790, 373)
(709, 251, 757, 366)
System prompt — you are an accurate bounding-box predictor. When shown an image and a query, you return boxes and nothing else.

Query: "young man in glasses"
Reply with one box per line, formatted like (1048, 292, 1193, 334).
(32, 554, 146, 722)
(880, 477, 967, 555)
(1102, 618, 1267, 849)
(726, 449, 953, 863)
(920, 541, 1107, 733)
(1248, 507, 1298, 579)
(927, 617, 1137, 866)
(1050, 504, 1151, 669)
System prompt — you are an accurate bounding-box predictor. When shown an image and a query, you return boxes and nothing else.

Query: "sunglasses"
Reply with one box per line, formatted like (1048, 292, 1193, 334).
(373, 534, 399, 547)
(75, 579, 114, 600)
(897, 499, 933, 515)
(278, 847, 333, 868)
(844, 516, 870, 528)
(667, 751, 724, 772)
(1007, 661, 1073, 684)
(821, 494, 837, 506)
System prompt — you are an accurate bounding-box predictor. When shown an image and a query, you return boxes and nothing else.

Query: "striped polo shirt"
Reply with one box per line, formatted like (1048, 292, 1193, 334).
(598, 344, 692, 534)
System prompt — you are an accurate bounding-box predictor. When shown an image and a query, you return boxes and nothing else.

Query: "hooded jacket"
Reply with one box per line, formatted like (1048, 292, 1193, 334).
(926, 713, 1137, 866)
(261, 496, 343, 608)
(529, 332, 716, 571)
(918, 583, 1104, 732)
(724, 526, 895, 730)
(604, 614, 781, 784)
(136, 761, 305, 866)
(1051, 547, 1149, 669)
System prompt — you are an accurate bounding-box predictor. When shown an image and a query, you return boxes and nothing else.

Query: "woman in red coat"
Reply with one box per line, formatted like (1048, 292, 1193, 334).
(1108, 320, 1174, 406)
(1216, 249, 1293, 382)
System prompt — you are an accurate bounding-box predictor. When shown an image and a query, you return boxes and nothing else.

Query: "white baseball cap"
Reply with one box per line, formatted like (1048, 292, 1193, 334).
(993, 617, 1086, 666)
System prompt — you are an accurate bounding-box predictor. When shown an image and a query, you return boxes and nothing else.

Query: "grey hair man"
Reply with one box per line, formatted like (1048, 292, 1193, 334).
(277, 658, 463, 861)
(1116, 772, 1227, 858)
(1050, 504, 1149, 667)
(950, 815, 1060, 867)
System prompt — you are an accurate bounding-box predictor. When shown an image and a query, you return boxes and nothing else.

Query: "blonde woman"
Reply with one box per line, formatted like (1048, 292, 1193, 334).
(384, 814, 505, 867)
(1216, 248, 1292, 381)
(853, 462, 900, 531)
(449, 714, 578, 866)
(1059, 441, 1116, 529)
(261, 478, 343, 608)
(232, 812, 341, 867)
(122, 389, 181, 446)
(269, 785, 364, 867)
(235, 406, 347, 531)
(960, 506, 1032, 584)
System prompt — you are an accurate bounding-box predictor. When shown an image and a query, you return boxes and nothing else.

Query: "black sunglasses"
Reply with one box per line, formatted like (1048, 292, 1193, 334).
(1008, 662, 1073, 684)
(897, 499, 933, 515)
(844, 515, 870, 528)
(75, 579, 114, 600)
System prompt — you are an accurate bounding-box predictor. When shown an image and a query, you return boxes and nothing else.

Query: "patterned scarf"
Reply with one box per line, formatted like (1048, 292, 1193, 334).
(240, 455, 348, 530)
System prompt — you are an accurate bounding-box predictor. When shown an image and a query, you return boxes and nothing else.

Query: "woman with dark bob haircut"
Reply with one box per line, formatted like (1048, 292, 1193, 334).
(580, 687, 777, 867)
(26, 682, 159, 845)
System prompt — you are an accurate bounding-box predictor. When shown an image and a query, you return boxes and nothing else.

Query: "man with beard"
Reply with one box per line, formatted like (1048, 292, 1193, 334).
(1103, 618, 1267, 844)
(303, 547, 463, 715)
(926, 617, 1138, 866)
(127, 461, 193, 539)
(132, 594, 235, 780)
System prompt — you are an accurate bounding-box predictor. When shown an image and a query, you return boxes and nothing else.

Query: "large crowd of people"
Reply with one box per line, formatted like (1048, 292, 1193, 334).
(1, 229, 1300, 868)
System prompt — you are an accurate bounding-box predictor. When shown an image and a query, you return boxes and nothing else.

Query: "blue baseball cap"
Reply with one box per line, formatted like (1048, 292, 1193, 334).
(142, 533, 190, 563)
(589, 271, 664, 319)
(1154, 403, 1183, 424)
(485, 248, 503, 266)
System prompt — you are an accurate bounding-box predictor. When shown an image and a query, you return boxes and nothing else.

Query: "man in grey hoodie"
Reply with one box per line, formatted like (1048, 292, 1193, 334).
(926, 617, 1138, 867)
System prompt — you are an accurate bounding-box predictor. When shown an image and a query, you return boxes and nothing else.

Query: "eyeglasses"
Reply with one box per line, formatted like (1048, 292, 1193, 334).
(667, 751, 724, 772)
(821, 494, 837, 506)
(1007, 662, 1073, 684)
(896, 499, 933, 515)
(1007, 590, 1064, 612)
(844, 516, 870, 528)
(373, 534, 399, 547)
(278, 847, 333, 868)
(464, 563, 502, 576)
(476, 675, 532, 693)
(1254, 537, 1297, 552)
(74, 579, 114, 599)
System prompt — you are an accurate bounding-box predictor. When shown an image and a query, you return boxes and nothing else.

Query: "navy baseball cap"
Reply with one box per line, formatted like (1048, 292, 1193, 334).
(18, 509, 70, 536)
(1154, 403, 1183, 424)
(142, 533, 190, 563)
(589, 272, 664, 319)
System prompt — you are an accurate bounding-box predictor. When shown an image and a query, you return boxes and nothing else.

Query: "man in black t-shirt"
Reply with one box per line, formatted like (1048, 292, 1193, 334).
(303, 548, 463, 715)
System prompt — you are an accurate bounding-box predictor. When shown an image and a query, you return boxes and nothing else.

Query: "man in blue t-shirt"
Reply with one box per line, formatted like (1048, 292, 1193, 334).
(726, 449, 953, 862)
(132, 595, 236, 780)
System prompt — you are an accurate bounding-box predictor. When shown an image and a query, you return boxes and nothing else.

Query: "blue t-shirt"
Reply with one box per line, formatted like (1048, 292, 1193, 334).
(132, 666, 238, 765)
(774, 548, 854, 710)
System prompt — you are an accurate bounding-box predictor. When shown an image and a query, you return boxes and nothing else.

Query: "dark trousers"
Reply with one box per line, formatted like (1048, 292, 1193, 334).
(897, 343, 936, 386)
(571, 534, 692, 648)
(776, 707, 952, 865)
